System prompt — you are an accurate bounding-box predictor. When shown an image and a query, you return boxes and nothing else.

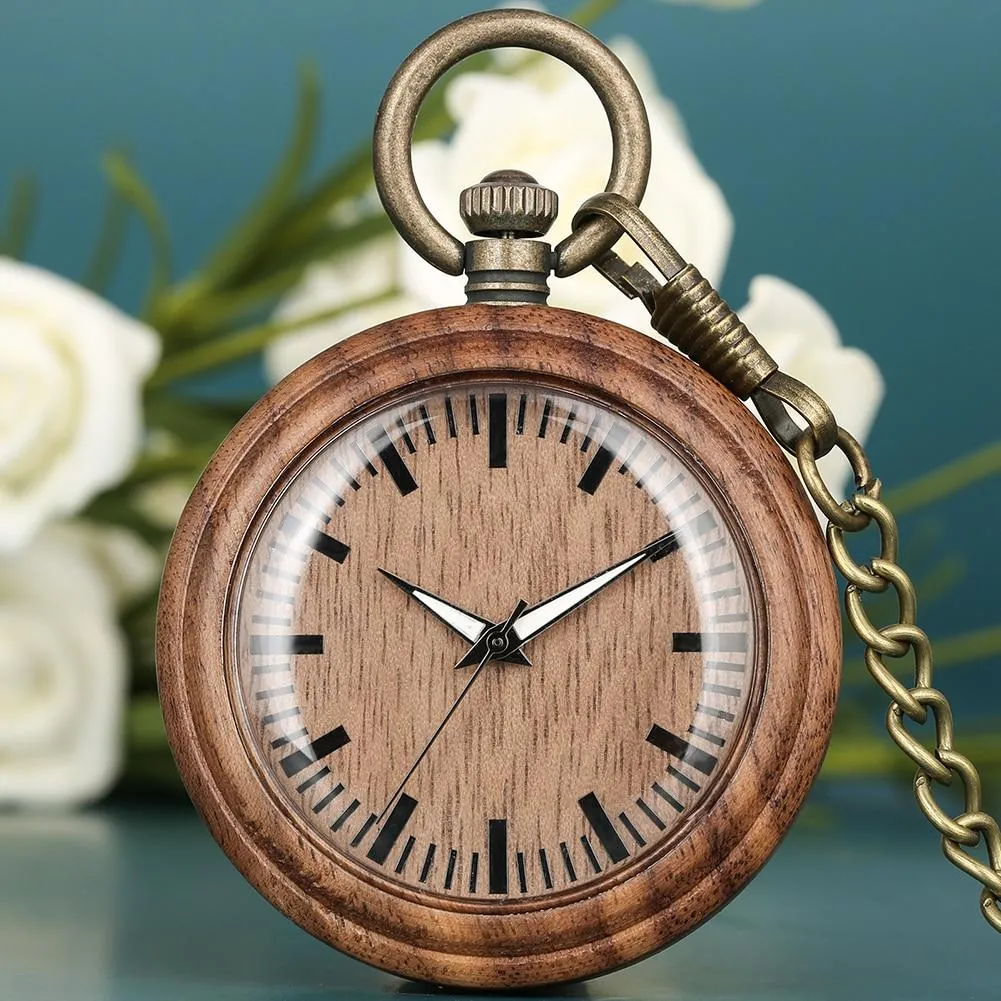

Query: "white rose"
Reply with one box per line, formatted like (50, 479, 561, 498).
(0, 521, 154, 807)
(0, 258, 160, 551)
(265, 36, 732, 379)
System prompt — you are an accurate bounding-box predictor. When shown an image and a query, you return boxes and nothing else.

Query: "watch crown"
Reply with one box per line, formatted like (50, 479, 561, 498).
(459, 170, 558, 239)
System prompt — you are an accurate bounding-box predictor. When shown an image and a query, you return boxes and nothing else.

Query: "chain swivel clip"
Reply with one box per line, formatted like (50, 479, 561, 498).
(573, 192, 838, 457)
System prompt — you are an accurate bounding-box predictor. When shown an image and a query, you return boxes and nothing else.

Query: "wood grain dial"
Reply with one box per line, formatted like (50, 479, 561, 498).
(158, 305, 840, 988)
(232, 382, 757, 901)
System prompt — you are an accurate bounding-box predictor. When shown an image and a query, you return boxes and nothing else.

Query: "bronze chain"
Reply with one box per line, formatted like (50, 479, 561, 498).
(576, 192, 1001, 934)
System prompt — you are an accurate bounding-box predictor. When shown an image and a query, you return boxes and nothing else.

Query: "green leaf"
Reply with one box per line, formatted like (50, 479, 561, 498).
(883, 440, 1001, 515)
(1, 173, 38, 259)
(173, 63, 321, 309)
(147, 288, 395, 387)
(82, 177, 128, 294)
(102, 150, 172, 312)
(142, 395, 248, 445)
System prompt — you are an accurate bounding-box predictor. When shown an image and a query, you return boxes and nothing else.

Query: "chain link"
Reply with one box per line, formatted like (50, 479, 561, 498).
(574, 191, 1001, 934)
(795, 429, 1001, 934)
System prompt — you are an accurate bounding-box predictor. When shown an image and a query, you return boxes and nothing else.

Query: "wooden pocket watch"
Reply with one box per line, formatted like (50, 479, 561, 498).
(157, 8, 1001, 990)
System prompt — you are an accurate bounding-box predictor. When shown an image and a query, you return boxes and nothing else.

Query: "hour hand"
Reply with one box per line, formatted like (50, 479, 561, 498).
(377, 569, 532, 666)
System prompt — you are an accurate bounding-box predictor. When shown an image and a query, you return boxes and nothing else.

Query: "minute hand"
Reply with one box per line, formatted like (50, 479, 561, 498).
(511, 531, 678, 646)
(457, 531, 678, 667)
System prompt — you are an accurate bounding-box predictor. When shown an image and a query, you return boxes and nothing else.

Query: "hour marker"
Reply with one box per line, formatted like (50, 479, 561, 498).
(270, 728, 306, 748)
(636, 454, 665, 489)
(560, 409, 576, 444)
(488, 818, 508, 894)
(330, 456, 360, 492)
(647, 724, 718, 776)
(516, 851, 528, 893)
(618, 438, 644, 474)
(280, 725, 351, 778)
(707, 586, 742, 601)
(419, 844, 436, 883)
(636, 797, 666, 830)
(679, 509, 717, 539)
(468, 394, 480, 435)
(261, 707, 301, 726)
(250, 634, 323, 656)
(539, 848, 554, 889)
(578, 792, 629, 863)
(330, 797, 359, 832)
(538, 398, 553, 438)
(703, 682, 741, 697)
(653, 780, 685, 810)
(580, 414, 601, 452)
(282, 514, 350, 563)
(672, 632, 747, 654)
(581, 836, 602, 874)
(395, 835, 417, 874)
(675, 492, 702, 513)
(352, 442, 378, 477)
(668, 766, 701, 793)
(367, 794, 418, 865)
(371, 428, 418, 496)
(262, 565, 300, 584)
(350, 813, 377, 848)
(650, 473, 684, 505)
(444, 849, 458, 890)
(699, 561, 735, 580)
(312, 784, 344, 814)
(516, 394, 527, 435)
(395, 417, 417, 454)
(618, 812, 646, 847)
(577, 423, 627, 495)
(468, 852, 480, 892)
(252, 661, 291, 676)
(255, 685, 294, 700)
(257, 588, 295, 605)
(559, 842, 578, 881)
(296, 767, 330, 794)
(696, 702, 735, 722)
(251, 614, 292, 627)
(311, 475, 344, 507)
(688, 724, 726, 747)
(706, 660, 745, 673)
(488, 394, 507, 468)
(418, 404, 436, 446)
(308, 531, 350, 564)
(444, 396, 458, 438)
(715, 611, 749, 623)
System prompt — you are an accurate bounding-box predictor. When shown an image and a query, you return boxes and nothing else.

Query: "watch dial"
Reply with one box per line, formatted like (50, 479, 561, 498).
(231, 381, 759, 902)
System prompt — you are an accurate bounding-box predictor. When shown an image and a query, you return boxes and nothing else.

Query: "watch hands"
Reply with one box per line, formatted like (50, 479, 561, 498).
(377, 568, 532, 666)
(377, 598, 528, 823)
(456, 530, 679, 668)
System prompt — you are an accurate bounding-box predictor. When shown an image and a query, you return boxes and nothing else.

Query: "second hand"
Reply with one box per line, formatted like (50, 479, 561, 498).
(376, 598, 528, 824)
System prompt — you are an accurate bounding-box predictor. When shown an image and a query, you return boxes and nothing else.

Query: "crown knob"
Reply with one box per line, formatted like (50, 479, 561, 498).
(459, 170, 558, 239)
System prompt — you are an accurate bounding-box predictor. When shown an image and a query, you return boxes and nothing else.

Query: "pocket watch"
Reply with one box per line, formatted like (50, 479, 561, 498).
(157, 8, 1001, 990)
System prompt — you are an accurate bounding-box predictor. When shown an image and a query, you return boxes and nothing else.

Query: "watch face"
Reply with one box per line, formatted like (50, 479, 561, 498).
(230, 380, 760, 902)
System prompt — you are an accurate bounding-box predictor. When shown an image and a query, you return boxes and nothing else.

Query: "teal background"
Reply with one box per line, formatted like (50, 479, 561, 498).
(1, 1, 999, 661)
(2, 4, 1001, 995)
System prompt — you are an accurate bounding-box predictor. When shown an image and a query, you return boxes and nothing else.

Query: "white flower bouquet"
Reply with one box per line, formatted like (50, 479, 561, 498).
(2, 0, 999, 807)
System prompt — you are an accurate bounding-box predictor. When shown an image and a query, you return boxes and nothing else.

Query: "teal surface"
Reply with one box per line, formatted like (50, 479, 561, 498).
(0, 791, 997, 1000)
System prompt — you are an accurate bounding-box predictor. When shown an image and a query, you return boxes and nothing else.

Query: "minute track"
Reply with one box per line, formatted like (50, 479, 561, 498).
(232, 381, 759, 905)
